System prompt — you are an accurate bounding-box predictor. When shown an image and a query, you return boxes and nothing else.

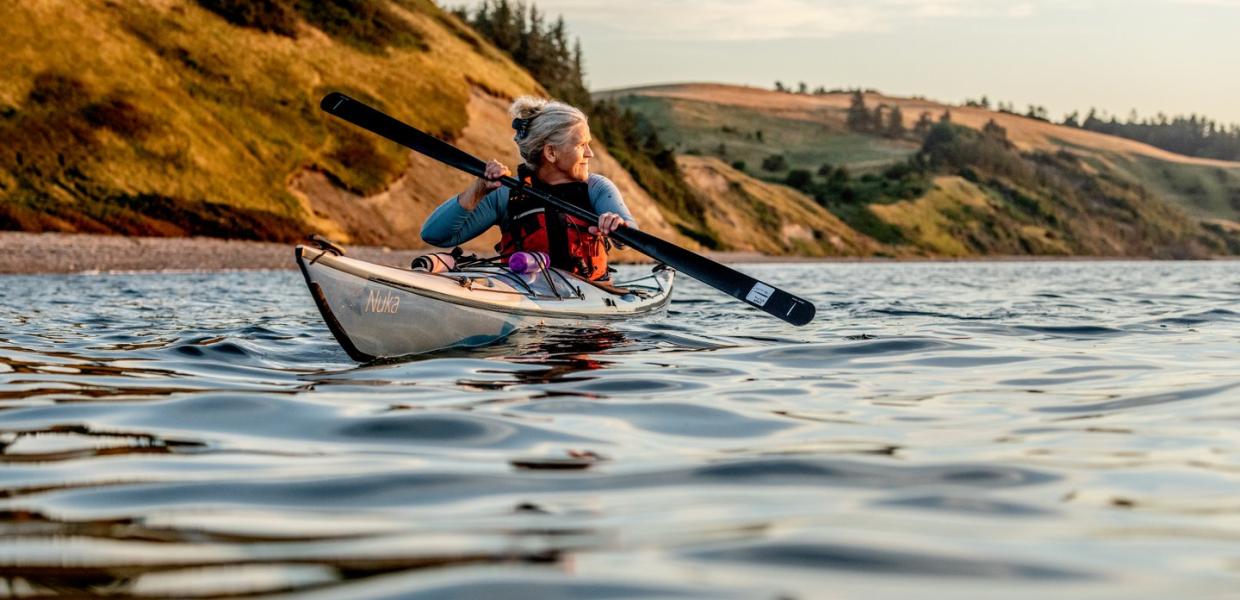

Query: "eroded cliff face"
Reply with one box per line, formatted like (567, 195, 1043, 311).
(676, 155, 883, 257)
(292, 87, 680, 259)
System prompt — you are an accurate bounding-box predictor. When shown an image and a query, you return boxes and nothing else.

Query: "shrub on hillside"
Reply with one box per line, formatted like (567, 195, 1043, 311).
(82, 96, 154, 138)
(196, 0, 428, 54)
(27, 72, 90, 107)
(919, 122, 1030, 184)
(296, 0, 428, 54)
(197, 0, 299, 37)
(830, 204, 906, 245)
(785, 169, 812, 191)
(761, 154, 788, 172)
(3, 72, 100, 187)
(325, 122, 400, 195)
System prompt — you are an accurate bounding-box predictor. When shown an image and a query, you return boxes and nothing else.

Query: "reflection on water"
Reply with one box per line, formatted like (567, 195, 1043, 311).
(0, 261, 1238, 598)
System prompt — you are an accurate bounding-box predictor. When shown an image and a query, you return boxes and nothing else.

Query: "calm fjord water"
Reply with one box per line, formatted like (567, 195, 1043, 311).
(0, 261, 1237, 598)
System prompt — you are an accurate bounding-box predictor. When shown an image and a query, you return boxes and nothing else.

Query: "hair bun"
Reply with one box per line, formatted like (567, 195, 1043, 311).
(509, 96, 548, 120)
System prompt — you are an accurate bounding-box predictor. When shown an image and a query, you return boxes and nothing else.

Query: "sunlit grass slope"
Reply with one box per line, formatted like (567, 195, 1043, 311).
(617, 94, 918, 177)
(608, 83, 1240, 257)
(612, 83, 1240, 223)
(0, 0, 538, 239)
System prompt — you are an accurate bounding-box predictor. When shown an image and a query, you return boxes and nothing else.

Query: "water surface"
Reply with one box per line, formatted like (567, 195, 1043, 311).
(1, 261, 1238, 598)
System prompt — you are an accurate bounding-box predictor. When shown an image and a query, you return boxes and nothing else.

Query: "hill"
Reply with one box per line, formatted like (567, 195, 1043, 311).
(0, 0, 678, 255)
(604, 83, 1240, 257)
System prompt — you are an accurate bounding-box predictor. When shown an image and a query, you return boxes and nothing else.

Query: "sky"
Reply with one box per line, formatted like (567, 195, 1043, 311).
(463, 0, 1240, 125)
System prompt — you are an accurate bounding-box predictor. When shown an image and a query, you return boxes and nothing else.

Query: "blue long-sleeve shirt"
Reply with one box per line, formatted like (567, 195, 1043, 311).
(421, 173, 637, 247)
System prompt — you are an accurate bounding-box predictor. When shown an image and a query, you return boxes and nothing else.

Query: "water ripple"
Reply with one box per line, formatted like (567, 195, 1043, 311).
(0, 262, 1237, 597)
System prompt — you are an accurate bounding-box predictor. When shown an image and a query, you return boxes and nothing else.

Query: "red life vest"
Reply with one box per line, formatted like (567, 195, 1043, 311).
(496, 165, 610, 281)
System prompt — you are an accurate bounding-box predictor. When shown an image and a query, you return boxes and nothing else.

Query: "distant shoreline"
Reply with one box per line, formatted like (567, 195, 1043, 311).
(0, 232, 1232, 275)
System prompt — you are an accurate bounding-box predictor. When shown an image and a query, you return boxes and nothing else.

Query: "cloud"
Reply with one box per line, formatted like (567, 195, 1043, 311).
(505, 0, 1048, 41)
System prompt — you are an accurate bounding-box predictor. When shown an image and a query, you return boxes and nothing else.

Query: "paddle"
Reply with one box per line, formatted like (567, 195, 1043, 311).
(319, 92, 816, 326)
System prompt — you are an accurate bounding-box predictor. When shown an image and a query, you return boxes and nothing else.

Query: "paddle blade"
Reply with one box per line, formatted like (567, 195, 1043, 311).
(617, 227, 817, 326)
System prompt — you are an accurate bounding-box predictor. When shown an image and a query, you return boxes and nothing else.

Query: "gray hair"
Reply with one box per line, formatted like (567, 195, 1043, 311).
(509, 96, 587, 167)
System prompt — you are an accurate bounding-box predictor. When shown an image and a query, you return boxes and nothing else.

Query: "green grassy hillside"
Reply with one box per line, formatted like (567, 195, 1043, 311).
(1088, 151, 1240, 222)
(617, 94, 918, 177)
(610, 84, 1240, 257)
(0, 0, 538, 240)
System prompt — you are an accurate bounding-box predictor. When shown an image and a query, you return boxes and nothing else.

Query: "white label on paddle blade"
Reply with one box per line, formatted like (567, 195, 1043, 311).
(746, 282, 775, 307)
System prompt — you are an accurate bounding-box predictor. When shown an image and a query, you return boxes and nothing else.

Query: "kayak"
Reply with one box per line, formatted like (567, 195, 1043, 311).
(296, 245, 676, 361)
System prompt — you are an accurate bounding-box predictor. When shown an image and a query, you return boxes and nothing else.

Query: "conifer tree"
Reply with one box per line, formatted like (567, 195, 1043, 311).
(887, 105, 906, 137)
(914, 111, 934, 136)
(982, 119, 1007, 141)
(846, 91, 870, 131)
(1084, 108, 1100, 129)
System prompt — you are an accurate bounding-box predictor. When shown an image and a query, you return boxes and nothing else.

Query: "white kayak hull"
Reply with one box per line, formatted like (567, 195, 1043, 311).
(296, 246, 675, 361)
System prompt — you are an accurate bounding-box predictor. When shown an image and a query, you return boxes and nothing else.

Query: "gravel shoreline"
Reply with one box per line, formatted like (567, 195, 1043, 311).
(1, 232, 1228, 275)
(0, 232, 427, 275)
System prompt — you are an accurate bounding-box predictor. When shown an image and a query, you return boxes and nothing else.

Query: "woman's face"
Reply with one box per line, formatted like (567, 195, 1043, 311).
(541, 122, 594, 184)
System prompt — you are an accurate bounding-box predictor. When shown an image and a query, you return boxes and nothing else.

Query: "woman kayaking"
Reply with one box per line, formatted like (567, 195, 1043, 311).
(421, 96, 636, 282)
(301, 91, 805, 359)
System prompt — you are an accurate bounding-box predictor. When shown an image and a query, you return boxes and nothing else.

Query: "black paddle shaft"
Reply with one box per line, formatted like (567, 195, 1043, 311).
(320, 92, 816, 326)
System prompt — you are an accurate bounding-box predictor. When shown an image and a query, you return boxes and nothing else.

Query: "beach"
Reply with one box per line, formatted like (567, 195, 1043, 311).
(2, 232, 1226, 275)
(0, 232, 429, 274)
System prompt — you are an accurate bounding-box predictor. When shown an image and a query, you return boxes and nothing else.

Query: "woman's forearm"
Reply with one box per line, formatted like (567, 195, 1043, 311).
(457, 180, 487, 211)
